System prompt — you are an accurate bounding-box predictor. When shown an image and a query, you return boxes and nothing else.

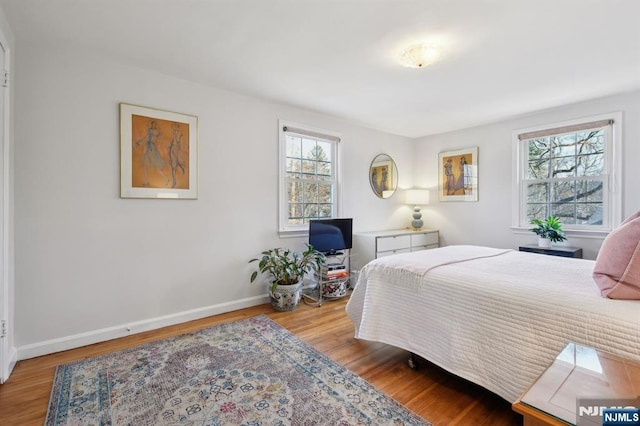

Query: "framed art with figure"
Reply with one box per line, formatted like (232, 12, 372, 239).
(438, 147, 478, 202)
(120, 103, 198, 199)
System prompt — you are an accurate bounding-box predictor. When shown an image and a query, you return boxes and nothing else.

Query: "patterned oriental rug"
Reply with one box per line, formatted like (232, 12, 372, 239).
(46, 315, 429, 425)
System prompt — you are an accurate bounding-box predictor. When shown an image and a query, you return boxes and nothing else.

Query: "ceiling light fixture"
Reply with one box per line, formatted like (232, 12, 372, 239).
(399, 43, 440, 68)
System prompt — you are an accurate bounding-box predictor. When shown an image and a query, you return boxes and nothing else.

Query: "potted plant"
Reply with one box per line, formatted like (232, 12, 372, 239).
(249, 245, 325, 311)
(530, 216, 567, 248)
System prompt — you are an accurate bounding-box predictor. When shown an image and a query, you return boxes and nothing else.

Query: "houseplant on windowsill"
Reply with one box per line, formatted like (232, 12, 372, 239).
(249, 245, 325, 311)
(530, 216, 567, 248)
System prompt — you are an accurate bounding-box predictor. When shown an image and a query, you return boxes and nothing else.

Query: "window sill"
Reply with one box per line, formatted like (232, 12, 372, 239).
(278, 229, 309, 239)
(510, 226, 610, 239)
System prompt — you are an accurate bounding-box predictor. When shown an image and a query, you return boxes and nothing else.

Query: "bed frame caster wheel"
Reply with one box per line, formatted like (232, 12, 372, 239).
(408, 353, 419, 370)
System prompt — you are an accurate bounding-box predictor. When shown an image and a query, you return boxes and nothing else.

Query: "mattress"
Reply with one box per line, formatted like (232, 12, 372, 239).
(345, 245, 640, 402)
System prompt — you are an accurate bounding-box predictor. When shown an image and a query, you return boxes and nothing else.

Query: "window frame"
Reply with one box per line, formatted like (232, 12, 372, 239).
(278, 119, 342, 236)
(511, 112, 622, 237)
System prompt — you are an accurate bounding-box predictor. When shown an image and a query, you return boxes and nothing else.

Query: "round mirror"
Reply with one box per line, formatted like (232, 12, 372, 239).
(369, 154, 398, 199)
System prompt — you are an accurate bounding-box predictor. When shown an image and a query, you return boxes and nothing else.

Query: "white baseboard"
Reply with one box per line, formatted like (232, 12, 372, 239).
(17, 295, 270, 361)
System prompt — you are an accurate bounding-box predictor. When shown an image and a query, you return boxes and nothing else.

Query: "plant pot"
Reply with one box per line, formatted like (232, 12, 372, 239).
(270, 281, 303, 311)
(322, 280, 348, 299)
(538, 237, 552, 248)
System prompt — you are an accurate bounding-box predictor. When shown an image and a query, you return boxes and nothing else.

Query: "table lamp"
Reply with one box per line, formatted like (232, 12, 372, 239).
(405, 189, 430, 230)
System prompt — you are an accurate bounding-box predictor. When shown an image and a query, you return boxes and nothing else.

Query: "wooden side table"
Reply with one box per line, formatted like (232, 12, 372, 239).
(519, 244, 583, 259)
(513, 398, 571, 426)
(513, 343, 640, 425)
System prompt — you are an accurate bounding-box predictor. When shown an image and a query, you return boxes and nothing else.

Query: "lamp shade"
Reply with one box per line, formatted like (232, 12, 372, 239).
(405, 189, 430, 205)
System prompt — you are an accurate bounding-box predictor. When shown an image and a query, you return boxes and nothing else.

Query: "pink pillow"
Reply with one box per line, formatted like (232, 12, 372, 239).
(621, 210, 640, 226)
(593, 212, 640, 299)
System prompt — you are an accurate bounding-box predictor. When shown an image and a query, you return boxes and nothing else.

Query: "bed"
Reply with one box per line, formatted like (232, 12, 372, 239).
(345, 245, 640, 403)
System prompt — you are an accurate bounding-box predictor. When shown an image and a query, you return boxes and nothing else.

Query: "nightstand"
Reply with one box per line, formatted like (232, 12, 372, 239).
(512, 343, 640, 425)
(519, 245, 583, 259)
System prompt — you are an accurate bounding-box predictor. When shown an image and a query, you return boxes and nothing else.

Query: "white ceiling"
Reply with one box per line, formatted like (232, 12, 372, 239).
(1, 0, 639, 138)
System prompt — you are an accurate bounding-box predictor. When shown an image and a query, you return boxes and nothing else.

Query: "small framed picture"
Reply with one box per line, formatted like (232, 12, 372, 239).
(120, 103, 198, 199)
(438, 147, 478, 202)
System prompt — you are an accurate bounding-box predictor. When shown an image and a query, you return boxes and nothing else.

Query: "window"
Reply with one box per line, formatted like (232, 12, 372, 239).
(513, 113, 621, 233)
(279, 120, 341, 234)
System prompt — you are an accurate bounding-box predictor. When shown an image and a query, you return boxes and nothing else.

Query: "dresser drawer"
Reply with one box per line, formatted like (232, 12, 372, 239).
(377, 248, 410, 257)
(376, 235, 411, 252)
(411, 243, 439, 252)
(411, 232, 438, 247)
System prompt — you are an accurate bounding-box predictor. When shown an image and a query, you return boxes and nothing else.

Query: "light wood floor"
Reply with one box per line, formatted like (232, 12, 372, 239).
(0, 297, 523, 425)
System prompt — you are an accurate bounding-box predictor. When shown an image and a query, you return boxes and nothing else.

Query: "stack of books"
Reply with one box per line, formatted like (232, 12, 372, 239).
(322, 262, 348, 281)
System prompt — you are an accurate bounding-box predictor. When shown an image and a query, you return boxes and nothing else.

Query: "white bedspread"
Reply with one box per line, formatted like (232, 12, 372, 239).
(346, 245, 640, 403)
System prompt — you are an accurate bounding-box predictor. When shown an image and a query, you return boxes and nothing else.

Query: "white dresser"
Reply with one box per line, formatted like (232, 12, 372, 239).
(352, 228, 439, 271)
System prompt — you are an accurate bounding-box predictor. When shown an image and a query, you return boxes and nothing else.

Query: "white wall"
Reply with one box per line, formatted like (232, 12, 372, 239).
(413, 90, 640, 260)
(13, 42, 413, 356)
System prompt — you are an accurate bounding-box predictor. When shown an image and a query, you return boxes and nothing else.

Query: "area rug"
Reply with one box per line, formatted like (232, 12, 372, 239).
(46, 315, 429, 425)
